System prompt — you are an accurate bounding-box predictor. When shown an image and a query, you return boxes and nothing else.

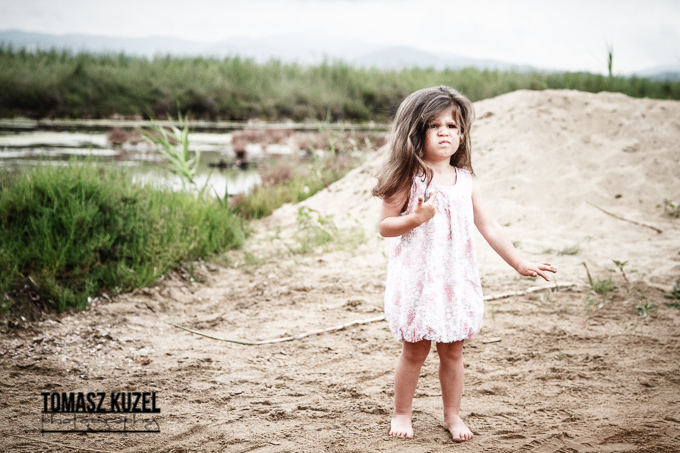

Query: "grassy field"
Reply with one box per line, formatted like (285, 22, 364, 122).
(1, 48, 678, 121)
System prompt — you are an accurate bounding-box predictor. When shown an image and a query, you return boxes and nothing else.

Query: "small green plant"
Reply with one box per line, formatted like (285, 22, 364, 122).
(664, 281, 680, 309)
(139, 111, 221, 204)
(139, 113, 196, 186)
(558, 244, 580, 256)
(657, 198, 680, 218)
(591, 277, 614, 295)
(606, 42, 614, 78)
(664, 281, 680, 300)
(294, 207, 338, 254)
(583, 262, 614, 309)
(635, 299, 654, 317)
(611, 260, 630, 285)
(291, 207, 366, 254)
(582, 261, 614, 307)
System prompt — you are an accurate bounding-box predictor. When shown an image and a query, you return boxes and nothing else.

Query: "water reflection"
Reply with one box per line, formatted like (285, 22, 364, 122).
(0, 131, 266, 196)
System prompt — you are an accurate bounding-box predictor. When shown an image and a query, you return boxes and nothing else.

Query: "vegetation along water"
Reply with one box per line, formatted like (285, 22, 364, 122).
(1, 48, 678, 121)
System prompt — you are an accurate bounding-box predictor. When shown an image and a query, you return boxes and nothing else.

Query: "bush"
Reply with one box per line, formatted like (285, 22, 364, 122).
(0, 162, 247, 313)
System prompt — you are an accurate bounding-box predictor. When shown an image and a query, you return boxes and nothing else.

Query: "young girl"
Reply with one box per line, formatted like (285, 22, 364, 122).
(373, 86, 556, 442)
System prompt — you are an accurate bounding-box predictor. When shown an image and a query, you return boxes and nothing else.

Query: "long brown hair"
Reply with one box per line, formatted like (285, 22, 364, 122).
(372, 86, 475, 207)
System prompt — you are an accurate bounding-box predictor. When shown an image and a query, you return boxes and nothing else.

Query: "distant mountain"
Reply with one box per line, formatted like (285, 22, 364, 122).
(352, 46, 535, 71)
(0, 29, 673, 77)
(634, 64, 680, 81)
(0, 30, 534, 72)
(0, 29, 207, 56)
(0, 29, 381, 62)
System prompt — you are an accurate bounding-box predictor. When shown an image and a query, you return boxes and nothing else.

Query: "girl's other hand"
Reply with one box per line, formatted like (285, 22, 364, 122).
(414, 190, 438, 224)
(516, 261, 557, 282)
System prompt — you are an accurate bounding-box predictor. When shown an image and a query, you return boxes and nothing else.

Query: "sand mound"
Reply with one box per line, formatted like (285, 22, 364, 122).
(267, 89, 680, 290)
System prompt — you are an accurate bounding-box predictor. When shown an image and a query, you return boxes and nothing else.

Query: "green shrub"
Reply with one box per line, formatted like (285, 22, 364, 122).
(0, 162, 247, 312)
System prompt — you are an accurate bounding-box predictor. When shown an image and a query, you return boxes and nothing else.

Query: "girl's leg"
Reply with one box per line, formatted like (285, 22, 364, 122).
(436, 341, 473, 442)
(390, 339, 431, 438)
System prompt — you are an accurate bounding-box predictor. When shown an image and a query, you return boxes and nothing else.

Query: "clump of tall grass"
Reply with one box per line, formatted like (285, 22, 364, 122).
(1, 47, 678, 121)
(0, 162, 247, 314)
(292, 207, 366, 254)
(233, 153, 362, 219)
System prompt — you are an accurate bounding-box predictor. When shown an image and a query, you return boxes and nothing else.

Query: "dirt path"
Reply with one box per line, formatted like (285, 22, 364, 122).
(2, 220, 680, 452)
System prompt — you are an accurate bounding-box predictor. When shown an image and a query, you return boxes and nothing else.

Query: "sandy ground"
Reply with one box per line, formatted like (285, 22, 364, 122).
(2, 89, 680, 452)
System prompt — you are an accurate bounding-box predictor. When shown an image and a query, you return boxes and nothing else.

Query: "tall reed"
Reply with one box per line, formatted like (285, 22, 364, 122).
(0, 48, 677, 121)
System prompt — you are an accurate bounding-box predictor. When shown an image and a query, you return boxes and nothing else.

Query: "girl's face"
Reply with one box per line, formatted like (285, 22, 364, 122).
(422, 108, 461, 164)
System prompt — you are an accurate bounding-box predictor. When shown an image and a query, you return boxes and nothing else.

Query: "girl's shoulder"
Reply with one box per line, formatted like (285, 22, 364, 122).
(457, 167, 472, 177)
(457, 167, 474, 185)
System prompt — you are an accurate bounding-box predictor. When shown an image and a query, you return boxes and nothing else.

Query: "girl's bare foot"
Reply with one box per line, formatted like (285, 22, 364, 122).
(443, 414, 473, 442)
(389, 414, 413, 438)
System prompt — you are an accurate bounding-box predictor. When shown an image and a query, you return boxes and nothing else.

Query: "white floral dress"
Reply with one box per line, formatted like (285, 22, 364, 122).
(384, 167, 484, 343)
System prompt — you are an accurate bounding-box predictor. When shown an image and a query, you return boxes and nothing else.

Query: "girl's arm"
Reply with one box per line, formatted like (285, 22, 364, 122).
(378, 189, 438, 237)
(471, 178, 556, 281)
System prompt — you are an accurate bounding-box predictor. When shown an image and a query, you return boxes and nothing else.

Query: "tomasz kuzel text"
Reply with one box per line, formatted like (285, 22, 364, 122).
(42, 392, 161, 413)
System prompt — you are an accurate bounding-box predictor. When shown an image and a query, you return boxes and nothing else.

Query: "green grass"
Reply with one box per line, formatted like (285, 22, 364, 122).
(0, 161, 247, 313)
(291, 207, 366, 254)
(232, 154, 361, 219)
(1, 48, 679, 121)
(635, 298, 655, 317)
(585, 275, 615, 310)
(591, 277, 615, 295)
(665, 281, 680, 304)
(558, 244, 580, 256)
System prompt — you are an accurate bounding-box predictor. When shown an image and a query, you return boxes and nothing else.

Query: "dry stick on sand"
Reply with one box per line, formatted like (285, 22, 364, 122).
(11, 435, 113, 453)
(588, 201, 663, 234)
(168, 315, 386, 345)
(169, 283, 577, 345)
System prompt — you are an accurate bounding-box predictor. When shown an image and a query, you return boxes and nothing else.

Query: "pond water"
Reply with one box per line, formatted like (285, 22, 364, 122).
(0, 131, 301, 196)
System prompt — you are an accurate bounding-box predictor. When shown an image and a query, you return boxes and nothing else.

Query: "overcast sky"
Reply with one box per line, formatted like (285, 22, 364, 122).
(1, 0, 678, 74)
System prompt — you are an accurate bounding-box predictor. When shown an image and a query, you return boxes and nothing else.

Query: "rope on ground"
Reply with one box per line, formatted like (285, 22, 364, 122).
(168, 315, 386, 345)
(588, 201, 662, 234)
(169, 282, 578, 345)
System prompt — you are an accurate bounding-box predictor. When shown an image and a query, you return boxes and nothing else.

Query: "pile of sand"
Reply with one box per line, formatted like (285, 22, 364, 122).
(267, 89, 680, 291)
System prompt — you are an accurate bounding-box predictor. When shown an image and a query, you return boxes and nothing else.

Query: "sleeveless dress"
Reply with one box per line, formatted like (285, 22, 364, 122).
(384, 167, 484, 343)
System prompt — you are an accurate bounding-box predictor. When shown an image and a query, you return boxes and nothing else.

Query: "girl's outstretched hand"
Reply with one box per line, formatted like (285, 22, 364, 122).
(414, 190, 438, 224)
(516, 261, 557, 282)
